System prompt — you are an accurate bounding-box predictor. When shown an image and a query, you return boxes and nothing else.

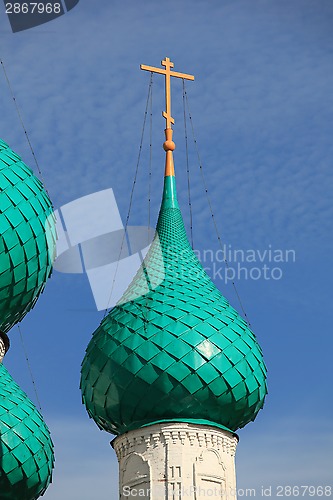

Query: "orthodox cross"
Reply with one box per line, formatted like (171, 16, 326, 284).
(140, 57, 194, 129)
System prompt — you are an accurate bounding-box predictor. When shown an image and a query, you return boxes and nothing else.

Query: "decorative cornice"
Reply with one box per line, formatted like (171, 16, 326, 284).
(113, 422, 238, 460)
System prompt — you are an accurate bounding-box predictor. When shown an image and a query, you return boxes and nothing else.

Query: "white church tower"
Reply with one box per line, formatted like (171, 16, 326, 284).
(113, 422, 238, 499)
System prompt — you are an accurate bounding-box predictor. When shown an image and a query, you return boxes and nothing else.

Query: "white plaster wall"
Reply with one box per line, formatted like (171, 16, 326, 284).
(113, 422, 238, 500)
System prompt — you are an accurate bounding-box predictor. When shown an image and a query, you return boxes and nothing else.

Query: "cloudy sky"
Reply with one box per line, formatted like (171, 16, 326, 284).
(1, 1, 333, 499)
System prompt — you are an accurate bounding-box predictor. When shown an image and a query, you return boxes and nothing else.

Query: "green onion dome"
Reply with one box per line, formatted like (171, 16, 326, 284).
(0, 362, 54, 499)
(81, 172, 267, 436)
(0, 139, 56, 334)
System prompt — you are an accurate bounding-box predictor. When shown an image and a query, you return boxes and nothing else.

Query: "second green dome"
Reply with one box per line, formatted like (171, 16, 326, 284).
(0, 139, 56, 333)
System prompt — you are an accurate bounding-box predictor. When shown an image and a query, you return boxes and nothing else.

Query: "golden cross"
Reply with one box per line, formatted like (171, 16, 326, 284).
(141, 57, 194, 129)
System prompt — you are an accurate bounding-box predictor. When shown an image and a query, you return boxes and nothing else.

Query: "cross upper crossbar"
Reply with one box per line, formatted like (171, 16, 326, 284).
(141, 57, 194, 129)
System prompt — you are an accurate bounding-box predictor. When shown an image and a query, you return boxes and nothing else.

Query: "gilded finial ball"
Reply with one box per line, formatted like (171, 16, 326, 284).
(163, 140, 176, 151)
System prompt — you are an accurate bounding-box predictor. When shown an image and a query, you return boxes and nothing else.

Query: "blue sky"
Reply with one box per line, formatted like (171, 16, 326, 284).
(1, 1, 333, 498)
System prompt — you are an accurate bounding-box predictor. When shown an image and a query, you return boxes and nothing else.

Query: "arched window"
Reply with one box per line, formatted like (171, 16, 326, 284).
(121, 453, 151, 499)
(194, 449, 226, 499)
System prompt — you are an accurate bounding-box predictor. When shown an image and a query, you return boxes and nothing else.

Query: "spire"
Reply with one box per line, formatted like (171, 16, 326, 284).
(141, 57, 194, 178)
(80, 57, 267, 500)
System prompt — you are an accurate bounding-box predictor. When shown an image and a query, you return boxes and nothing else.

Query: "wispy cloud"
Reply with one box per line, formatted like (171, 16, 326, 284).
(0, 0, 332, 251)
